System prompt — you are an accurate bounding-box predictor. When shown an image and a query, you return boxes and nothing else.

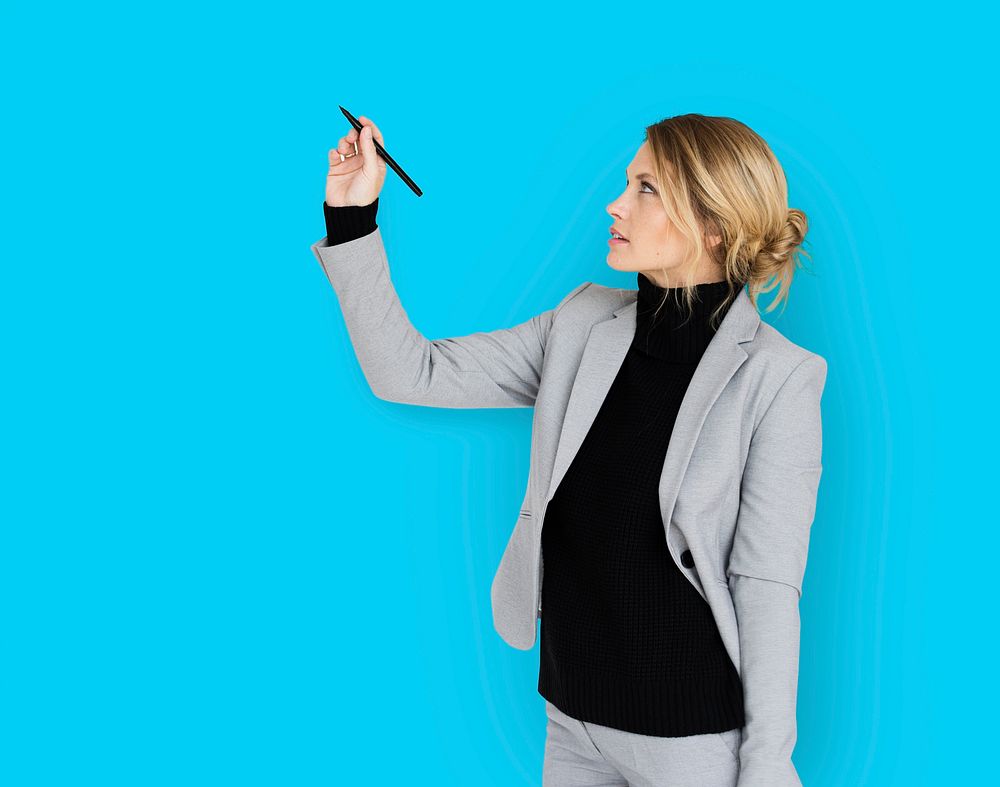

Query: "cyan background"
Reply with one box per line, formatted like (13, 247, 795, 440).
(2, 1, 993, 784)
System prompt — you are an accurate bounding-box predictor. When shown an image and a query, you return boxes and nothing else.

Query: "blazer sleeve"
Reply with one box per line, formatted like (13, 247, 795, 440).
(727, 353, 828, 787)
(310, 227, 591, 409)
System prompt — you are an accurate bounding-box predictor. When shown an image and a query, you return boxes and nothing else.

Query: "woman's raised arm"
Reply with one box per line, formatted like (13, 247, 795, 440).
(312, 226, 589, 408)
(313, 116, 589, 409)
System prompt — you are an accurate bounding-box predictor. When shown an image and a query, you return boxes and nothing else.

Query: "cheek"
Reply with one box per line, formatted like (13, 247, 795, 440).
(630, 218, 659, 245)
(646, 215, 674, 246)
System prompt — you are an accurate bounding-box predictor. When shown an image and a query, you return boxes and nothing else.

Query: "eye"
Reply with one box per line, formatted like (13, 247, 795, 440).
(626, 179, 657, 194)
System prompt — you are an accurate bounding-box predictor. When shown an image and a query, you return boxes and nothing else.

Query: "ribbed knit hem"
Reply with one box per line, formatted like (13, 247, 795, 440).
(323, 197, 379, 246)
(538, 655, 745, 737)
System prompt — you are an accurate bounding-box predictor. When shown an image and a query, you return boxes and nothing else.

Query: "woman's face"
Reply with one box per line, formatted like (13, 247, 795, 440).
(606, 142, 722, 286)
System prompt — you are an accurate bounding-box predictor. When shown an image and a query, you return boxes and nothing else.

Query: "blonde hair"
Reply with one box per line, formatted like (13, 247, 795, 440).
(642, 114, 813, 330)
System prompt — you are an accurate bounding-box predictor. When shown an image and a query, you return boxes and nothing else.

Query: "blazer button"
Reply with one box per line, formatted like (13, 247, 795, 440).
(680, 549, 695, 568)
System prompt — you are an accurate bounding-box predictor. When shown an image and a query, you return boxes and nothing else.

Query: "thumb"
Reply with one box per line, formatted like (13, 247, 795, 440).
(360, 125, 379, 177)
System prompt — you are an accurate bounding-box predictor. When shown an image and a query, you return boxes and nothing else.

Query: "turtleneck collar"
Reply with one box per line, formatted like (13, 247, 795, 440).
(633, 272, 737, 362)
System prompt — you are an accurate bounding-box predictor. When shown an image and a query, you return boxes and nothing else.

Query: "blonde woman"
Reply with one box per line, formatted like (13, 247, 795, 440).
(313, 114, 827, 787)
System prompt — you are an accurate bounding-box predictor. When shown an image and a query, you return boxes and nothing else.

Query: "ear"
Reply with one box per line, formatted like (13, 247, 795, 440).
(701, 217, 723, 250)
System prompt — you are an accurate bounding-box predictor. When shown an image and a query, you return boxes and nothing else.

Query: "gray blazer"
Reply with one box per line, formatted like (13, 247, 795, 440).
(312, 227, 827, 787)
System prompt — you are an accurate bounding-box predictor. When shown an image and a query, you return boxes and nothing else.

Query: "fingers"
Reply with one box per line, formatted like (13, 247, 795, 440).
(338, 117, 383, 149)
(357, 116, 384, 146)
(328, 142, 359, 168)
(337, 136, 357, 155)
(328, 133, 359, 169)
(328, 116, 383, 168)
(328, 147, 349, 167)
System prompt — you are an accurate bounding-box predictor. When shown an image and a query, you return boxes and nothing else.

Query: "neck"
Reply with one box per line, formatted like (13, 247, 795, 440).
(632, 272, 737, 362)
(638, 271, 727, 289)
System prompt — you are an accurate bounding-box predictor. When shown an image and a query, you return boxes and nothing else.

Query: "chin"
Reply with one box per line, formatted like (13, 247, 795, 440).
(606, 255, 636, 273)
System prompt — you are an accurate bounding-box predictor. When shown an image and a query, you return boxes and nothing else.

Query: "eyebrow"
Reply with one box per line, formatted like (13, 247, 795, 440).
(626, 169, 657, 181)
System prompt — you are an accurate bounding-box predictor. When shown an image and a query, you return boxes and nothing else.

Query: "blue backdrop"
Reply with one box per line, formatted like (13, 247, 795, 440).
(3, 1, 993, 784)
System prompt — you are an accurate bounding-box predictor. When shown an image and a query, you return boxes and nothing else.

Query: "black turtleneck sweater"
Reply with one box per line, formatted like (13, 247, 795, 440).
(322, 199, 744, 737)
(536, 272, 746, 737)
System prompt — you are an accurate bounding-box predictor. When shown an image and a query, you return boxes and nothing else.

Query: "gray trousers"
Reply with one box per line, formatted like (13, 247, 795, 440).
(542, 700, 742, 787)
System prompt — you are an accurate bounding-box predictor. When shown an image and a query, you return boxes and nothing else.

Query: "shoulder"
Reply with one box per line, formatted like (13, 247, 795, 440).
(556, 282, 634, 321)
(747, 320, 827, 381)
(745, 321, 828, 435)
(555, 281, 828, 388)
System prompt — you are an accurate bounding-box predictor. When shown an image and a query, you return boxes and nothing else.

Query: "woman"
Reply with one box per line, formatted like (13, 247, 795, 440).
(312, 114, 827, 787)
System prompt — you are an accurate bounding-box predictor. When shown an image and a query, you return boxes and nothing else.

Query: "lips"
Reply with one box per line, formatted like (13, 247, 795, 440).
(610, 226, 629, 240)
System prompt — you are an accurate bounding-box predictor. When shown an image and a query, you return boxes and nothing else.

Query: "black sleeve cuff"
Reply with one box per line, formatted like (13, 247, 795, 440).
(323, 197, 379, 246)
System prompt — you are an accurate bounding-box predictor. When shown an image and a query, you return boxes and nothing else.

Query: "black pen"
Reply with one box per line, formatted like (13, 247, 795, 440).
(339, 105, 423, 197)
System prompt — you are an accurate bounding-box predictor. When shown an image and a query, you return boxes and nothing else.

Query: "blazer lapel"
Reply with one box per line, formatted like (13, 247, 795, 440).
(544, 299, 637, 508)
(544, 287, 761, 534)
(657, 287, 760, 534)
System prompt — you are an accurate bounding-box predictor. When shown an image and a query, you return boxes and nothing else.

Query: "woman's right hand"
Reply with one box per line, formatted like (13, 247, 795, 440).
(325, 116, 387, 208)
